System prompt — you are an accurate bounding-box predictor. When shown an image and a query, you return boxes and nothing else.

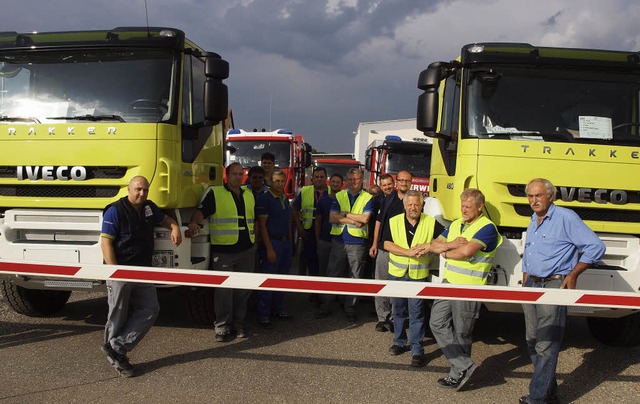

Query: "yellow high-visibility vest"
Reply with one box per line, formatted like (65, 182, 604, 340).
(443, 215, 502, 285)
(388, 213, 435, 280)
(209, 187, 255, 245)
(330, 189, 372, 239)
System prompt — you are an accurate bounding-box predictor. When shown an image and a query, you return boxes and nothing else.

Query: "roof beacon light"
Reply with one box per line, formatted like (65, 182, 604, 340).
(468, 45, 484, 53)
(159, 29, 176, 38)
(385, 135, 402, 141)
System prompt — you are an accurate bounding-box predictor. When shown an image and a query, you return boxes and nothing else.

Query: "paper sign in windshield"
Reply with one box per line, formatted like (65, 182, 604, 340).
(579, 116, 612, 140)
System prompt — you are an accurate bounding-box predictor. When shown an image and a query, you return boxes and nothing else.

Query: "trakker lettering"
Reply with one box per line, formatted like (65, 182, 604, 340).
(17, 166, 87, 181)
(520, 144, 640, 159)
(7, 127, 116, 136)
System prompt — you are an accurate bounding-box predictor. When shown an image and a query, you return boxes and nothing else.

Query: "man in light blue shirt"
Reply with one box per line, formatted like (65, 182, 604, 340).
(520, 178, 605, 404)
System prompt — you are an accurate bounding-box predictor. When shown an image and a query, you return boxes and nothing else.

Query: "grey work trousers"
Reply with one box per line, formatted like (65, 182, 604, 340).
(320, 239, 367, 314)
(211, 245, 256, 334)
(104, 280, 160, 354)
(374, 250, 392, 322)
(317, 239, 332, 277)
(429, 298, 481, 377)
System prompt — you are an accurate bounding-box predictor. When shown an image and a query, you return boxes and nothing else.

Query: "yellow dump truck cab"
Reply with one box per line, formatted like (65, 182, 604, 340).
(0, 27, 229, 321)
(417, 43, 640, 345)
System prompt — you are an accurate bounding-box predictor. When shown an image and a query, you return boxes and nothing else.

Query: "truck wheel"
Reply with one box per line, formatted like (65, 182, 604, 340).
(586, 313, 640, 347)
(184, 287, 216, 325)
(1, 281, 71, 316)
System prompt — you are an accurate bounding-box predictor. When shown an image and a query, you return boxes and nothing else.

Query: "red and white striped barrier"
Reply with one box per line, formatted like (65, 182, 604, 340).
(1, 259, 640, 309)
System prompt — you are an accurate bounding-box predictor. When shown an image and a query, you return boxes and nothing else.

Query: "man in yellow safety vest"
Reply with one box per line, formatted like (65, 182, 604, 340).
(429, 188, 502, 391)
(382, 190, 443, 368)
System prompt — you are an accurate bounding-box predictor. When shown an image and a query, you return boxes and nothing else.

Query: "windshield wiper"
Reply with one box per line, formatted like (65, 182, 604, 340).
(0, 116, 41, 123)
(46, 114, 125, 122)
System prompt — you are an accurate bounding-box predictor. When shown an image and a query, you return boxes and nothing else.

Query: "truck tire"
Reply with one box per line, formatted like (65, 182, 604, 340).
(586, 313, 640, 347)
(184, 287, 216, 325)
(1, 281, 71, 316)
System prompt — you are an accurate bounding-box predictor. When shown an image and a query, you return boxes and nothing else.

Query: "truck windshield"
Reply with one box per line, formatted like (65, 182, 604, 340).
(465, 66, 640, 145)
(226, 140, 291, 168)
(386, 149, 430, 178)
(319, 163, 361, 178)
(0, 49, 175, 123)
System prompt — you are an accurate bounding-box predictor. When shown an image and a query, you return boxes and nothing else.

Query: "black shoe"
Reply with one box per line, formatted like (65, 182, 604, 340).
(346, 312, 357, 322)
(101, 344, 135, 377)
(258, 320, 273, 330)
(315, 310, 331, 319)
(518, 395, 556, 404)
(375, 321, 387, 332)
(273, 311, 294, 321)
(411, 354, 427, 368)
(456, 363, 478, 391)
(383, 320, 394, 333)
(388, 344, 409, 356)
(437, 376, 460, 388)
(215, 330, 234, 342)
(235, 328, 248, 339)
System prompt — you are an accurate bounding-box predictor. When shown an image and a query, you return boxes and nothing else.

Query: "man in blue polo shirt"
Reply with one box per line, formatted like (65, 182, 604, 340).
(255, 170, 293, 328)
(317, 168, 373, 321)
(519, 178, 605, 404)
(314, 174, 344, 291)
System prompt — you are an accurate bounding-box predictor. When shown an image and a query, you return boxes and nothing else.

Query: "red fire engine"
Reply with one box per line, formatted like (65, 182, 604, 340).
(225, 129, 312, 199)
(365, 135, 432, 195)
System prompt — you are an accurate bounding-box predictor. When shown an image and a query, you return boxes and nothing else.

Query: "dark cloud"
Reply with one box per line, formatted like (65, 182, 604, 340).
(543, 9, 565, 27)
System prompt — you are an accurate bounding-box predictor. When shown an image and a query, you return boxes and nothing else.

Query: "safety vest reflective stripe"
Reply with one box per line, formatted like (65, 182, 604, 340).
(300, 185, 316, 230)
(389, 257, 430, 271)
(330, 189, 372, 238)
(443, 262, 490, 280)
(211, 218, 241, 224)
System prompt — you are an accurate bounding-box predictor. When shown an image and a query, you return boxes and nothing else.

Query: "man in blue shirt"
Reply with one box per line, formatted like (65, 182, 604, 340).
(255, 170, 293, 328)
(314, 174, 343, 286)
(520, 178, 605, 404)
(292, 167, 329, 277)
(101, 175, 181, 377)
(316, 168, 373, 321)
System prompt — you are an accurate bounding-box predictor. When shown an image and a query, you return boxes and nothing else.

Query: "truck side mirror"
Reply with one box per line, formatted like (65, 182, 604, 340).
(204, 54, 229, 124)
(417, 62, 448, 140)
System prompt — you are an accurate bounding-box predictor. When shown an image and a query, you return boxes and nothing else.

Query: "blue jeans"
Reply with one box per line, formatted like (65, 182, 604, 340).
(257, 240, 293, 321)
(389, 273, 426, 356)
(522, 277, 565, 403)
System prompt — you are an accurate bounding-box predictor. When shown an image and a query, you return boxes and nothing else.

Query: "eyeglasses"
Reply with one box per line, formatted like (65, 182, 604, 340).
(396, 179, 411, 183)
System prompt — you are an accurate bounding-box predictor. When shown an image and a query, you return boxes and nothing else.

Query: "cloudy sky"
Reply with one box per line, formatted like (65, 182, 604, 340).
(4, 0, 640, 153)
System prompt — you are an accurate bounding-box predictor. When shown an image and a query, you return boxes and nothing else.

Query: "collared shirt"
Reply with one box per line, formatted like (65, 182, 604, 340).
(330, 188, 374, 245)
(256, 189, 291, 239)
(291, 186, 329, 226)
(198, 184, 254, 253)
(523, 204, 605, 277)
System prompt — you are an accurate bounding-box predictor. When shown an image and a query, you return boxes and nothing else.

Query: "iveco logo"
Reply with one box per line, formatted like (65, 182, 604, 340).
(17, 166, 87, 181)
(558, 187, 628, 205)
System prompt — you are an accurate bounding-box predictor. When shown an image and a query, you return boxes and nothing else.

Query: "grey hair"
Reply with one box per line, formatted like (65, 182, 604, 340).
(460, 188, 485, 206)
(525, 178, 556, 198)
(404, 189, 424, 204)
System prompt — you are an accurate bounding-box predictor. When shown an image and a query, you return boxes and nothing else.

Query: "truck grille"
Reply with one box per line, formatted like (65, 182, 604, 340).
(0, 185, 119, 198)
(0, 166, 127, 179)
(513, 204, 640, 223)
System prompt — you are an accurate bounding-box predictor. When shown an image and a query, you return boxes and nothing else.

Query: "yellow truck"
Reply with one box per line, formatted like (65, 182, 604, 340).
(0, 27, 229, 322)
(417, 43, 640, 345)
